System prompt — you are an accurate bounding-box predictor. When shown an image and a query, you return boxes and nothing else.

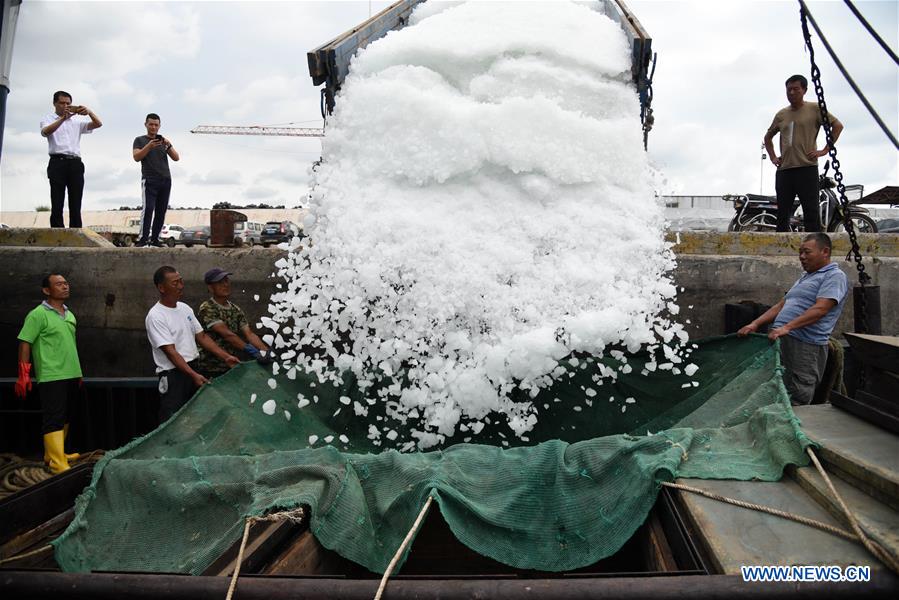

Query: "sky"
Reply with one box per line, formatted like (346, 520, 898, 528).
(0, 0, 896, 214)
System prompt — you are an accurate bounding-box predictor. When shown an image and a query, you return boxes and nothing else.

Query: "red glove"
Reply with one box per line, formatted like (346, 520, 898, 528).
(15, 362, 33, 398)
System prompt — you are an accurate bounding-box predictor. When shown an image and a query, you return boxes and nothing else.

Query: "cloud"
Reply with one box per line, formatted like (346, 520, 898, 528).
(184, 75, 312, 122)
(88, 168, 133, 192)
(244, 185, 277, 199)
(12, 3, 200, 84)
(258, 167, 311, 186)
(189, 169, 243, 185)
(2, 1, 894, 215)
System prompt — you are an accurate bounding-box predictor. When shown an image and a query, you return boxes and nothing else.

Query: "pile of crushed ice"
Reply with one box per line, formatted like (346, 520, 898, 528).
(261, 1, 690, 449)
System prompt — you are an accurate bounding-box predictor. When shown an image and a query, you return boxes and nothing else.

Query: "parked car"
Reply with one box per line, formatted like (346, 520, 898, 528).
(233, 221, 264, 247)
(876, 218, 899, 233)
(261, 221, 302, 247)
(179, 225, 210, 248)
(160, 224, 185, 247)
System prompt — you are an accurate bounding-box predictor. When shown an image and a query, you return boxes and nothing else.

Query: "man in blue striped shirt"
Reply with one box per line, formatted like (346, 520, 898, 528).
(738, 233, 849, 405)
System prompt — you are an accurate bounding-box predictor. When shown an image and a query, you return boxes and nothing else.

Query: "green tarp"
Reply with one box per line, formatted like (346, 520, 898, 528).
(54, 334, 811, 574)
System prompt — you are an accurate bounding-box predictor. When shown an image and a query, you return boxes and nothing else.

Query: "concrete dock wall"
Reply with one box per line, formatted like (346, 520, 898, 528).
(0, 232, 895, 377)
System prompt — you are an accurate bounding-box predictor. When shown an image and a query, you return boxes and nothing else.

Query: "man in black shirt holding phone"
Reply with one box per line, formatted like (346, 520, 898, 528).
(133, 113, 180, 247)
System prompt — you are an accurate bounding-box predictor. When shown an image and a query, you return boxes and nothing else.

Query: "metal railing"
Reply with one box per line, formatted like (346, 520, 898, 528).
(0, 378, 159, 456)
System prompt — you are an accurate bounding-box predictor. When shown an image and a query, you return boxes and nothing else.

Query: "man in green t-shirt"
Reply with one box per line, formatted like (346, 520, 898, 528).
(196, 267, 271, 377)
(16, 273, 84, 473)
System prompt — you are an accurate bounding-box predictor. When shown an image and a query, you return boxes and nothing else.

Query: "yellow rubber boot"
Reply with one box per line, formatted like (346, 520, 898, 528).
(43, 430, 71, 474)
(45, 424, 81, 463)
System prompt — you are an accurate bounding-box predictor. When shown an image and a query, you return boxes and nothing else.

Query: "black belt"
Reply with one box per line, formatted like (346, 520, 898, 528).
(49, 154, 81, 160)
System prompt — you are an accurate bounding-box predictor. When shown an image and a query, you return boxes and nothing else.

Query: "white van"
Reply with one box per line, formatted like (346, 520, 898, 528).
(233, 221, 263, 247)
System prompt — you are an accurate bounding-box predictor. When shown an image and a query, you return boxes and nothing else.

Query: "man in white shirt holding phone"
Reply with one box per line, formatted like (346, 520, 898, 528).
(39, 90, 102, 228)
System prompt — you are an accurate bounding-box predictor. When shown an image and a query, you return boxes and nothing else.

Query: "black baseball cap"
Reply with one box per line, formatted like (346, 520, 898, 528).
(204, 267, 232, 284)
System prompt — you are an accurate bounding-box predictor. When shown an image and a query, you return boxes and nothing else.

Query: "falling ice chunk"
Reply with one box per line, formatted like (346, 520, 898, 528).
(253, 294, 260, 301)
(253, 2, 692, 449)
(386, 430, 399, 441)
(573, 406, 582, 412)
(284, 410, 291, 421)
(339, 396, 351, 405)
(308, 435, 319, 445)
(625, 397, 635, 404)
(298, 397, 310, 409)
(324, 435, 334, 443)
(621, 405, 627, 413)
(585, 388, 597, 397)
(681, 383, 692, 389)
(339, 434, 349, 444)
(685, 363, 699, 377)
(262, 400, 276, 415)
(267, 378, 277, 390)
(250, 393, 257, 404)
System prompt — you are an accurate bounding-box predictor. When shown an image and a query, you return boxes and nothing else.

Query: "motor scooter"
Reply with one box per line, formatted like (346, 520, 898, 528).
(725, 162, 877, 233)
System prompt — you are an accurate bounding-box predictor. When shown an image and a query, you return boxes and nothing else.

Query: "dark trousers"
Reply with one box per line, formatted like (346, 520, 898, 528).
(140, 177, 172, 242)
(158, 363, 199, 423)
(38, 378, 81, 434)
(47, 157, 84, 228)
(775, 166, 820, 232)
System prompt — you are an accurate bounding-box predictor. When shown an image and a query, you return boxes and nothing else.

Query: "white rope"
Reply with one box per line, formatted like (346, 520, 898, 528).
(806, 447, 899, 573)
(225, 507, 306, 600)
(374, 495, 434, 600)
(664, 449, 899, 575)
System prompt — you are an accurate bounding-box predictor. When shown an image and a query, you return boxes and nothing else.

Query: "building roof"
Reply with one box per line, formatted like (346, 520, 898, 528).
(861, 186, 899, 206)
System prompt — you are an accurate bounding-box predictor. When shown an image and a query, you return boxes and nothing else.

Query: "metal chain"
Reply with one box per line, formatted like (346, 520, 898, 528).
(799, 4, 871, 338)
(640, 53, 656, 151)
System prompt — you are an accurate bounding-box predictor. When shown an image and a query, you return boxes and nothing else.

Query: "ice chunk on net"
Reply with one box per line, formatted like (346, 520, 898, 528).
(262, 0, 686, 449)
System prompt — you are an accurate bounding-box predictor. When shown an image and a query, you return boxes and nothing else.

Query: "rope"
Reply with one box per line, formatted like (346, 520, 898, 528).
(0, 464, 53, 498)
(663, 449, 899, 574)
(843, 0, 899, 65)
(225, 507, 306, 600)
(799, 0, 899, 149)
(806, 447, 899, 573)
(374, 494, 434, 600)
(661, 481, 857, 542)
(0, 544, 53, 565)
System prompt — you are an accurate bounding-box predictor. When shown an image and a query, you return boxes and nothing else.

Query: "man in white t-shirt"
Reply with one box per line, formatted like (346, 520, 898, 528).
(146, 265, 239, 422)
(39, 91, 103, 228)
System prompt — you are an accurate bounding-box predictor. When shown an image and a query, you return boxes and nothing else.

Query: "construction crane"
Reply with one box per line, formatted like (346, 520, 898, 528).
(190, 125, 324, 137)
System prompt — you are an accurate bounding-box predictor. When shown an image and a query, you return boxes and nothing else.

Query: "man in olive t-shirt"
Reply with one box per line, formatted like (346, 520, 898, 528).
(764, 74, 843, 232)
(16, 273, 84, 473)
(196, 267, 271, 377)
